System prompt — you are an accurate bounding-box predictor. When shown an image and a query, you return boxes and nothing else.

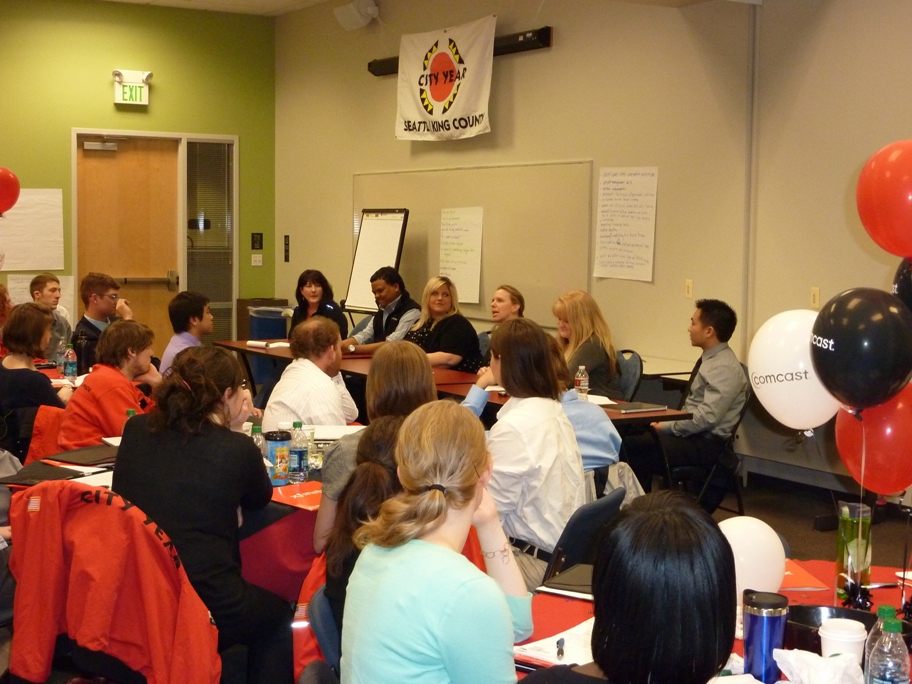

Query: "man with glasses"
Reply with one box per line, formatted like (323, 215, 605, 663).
(72, 272, 134, 374)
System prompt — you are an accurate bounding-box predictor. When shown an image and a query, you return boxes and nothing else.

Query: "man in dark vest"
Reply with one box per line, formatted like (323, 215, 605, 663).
(341, 266, 420, 355)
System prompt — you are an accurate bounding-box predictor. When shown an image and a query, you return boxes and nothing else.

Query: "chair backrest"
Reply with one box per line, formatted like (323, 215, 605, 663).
(309, 585, 341, 673)
(25, 405, 66, 464)
(9, 480, 221, 684)
(544, 486, 626, 581)
(725, 364, 752, 450)
(298, 659, 340, 684)
(477, 330, 491, 359)
(615, 349, 643, 401)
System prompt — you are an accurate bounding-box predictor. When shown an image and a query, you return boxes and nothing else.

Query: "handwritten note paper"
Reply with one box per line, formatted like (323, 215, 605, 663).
(0, 189, 64, 271)
(594, 168, 658, 281)
(439, 207, 483, 303)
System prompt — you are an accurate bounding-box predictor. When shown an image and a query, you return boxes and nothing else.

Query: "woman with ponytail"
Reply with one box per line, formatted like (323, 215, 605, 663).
(113, 346, 293, 684)
(341, 400, 533, 684)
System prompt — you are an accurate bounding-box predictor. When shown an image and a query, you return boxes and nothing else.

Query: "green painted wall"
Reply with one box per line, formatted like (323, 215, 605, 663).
(0, 0, 275, 298)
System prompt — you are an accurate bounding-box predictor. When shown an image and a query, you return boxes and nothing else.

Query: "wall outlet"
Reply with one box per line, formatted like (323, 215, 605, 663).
(251, 254, 263, 267)
(684, 279, 693, 299)
(810, 286, 820, 309)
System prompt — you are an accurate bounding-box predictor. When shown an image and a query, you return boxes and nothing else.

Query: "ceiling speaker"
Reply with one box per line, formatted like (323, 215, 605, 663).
(334, 0, 379, 30)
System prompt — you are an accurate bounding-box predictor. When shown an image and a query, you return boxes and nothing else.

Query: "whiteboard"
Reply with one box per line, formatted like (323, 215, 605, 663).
(353, 162, 591, 327)
(342, 209, 408, 313)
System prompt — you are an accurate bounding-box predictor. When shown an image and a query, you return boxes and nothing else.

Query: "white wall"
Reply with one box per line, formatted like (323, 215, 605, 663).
(275, 0, 752, 363)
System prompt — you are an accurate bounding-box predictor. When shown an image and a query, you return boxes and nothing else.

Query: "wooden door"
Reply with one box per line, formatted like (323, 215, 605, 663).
(77, 135, 179, 358)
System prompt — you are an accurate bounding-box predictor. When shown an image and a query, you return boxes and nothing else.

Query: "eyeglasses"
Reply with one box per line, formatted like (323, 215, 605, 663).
(99, 293, 119, 301)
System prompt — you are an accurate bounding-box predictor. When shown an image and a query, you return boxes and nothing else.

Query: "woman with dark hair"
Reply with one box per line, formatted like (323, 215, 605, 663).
(323, 415, 404, 630)
(0, 303, 72, 459)
(553, 290, 623, 400)
(112, 346, 293, 684)
(405, 276, 483, 373)
(290, 269, 348, 338)
(470, 318, 585, 591)
(523, 490, 736, 684)
(313, 340, 435, 553)
(342, 401, 533, 684)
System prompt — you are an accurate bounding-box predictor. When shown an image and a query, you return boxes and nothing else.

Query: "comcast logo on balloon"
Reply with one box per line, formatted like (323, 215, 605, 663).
(751, 371, 811, 386)
(810, 335, 835, 351)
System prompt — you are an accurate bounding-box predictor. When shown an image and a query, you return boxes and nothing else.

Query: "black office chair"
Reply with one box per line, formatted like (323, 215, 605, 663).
(615, 349, 643, 402)
(298, 659, 340, 684)
(309, 585, 341, 675)
(657, 364, 751, 515)
(542, 487, 626, 582)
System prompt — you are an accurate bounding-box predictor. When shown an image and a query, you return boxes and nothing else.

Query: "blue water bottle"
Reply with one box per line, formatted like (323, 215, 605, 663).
(743, 590, 789, 684)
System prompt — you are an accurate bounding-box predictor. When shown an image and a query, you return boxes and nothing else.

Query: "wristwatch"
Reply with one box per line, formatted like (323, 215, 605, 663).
(348, 344, 356, 353)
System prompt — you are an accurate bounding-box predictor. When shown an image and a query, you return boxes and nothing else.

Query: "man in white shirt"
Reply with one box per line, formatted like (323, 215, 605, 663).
(159, 291, 214, 374)
(262, 317, 358, 430)
(30, 273, 71, 360)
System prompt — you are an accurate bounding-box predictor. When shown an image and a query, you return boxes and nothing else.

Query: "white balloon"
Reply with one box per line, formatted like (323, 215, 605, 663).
(719, 516, 786, 598)
(748, 309, 842, 429)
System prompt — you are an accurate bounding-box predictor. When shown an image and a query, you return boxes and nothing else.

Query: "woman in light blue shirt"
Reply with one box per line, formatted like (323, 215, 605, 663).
(342, 400, 533, 684)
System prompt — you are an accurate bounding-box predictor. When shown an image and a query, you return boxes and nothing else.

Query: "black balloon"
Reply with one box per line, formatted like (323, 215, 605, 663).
(811, 288, 912, 409)
(894, 258, 912, 313)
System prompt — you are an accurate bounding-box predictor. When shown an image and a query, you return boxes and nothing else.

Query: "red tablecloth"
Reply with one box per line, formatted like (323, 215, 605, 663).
(518, 559, 908, 677)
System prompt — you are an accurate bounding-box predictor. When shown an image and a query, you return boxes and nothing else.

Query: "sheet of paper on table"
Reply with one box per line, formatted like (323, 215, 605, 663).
(514, 617, 594, 668)
(72, 471, 114, 488)
(586, 395, 616, 406)
(102, 436, 122, 447)
(314, 425, 365, 441)
(780, 559, 828, 591)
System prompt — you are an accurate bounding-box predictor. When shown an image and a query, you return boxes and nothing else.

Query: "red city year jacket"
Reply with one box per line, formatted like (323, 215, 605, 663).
(9, 480, 221, 684)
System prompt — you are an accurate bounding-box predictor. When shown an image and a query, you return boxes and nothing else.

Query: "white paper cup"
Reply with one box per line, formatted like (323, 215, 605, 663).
(818, 617, 868, 660)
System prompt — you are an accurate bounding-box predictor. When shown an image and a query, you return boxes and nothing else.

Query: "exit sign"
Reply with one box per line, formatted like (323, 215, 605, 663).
(115, 83, 148, 105)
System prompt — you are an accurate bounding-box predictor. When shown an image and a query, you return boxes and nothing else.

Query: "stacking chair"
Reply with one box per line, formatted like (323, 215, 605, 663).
(542, 487, 626, 582)
(658, 364, 751, 515)
(308, 585, 342, 675)
(298, 659, 340, 684)
(615, 349, 643, 401)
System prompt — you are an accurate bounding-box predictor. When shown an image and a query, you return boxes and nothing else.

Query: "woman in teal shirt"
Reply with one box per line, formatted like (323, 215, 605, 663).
(341, 400, 533, 684)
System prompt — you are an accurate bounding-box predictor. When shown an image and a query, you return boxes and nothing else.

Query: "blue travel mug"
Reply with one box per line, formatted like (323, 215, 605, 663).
(743, 590, 789, 684)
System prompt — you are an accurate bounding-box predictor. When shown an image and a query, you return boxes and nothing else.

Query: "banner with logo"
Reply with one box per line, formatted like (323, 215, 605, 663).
(396, 16, 495, 141)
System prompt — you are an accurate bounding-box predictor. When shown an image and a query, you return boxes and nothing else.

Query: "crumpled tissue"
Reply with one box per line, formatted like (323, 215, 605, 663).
(773, 648, 864, 684)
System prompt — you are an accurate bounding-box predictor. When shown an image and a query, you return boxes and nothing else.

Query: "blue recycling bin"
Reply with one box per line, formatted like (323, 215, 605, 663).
(247, 306, 290, 387)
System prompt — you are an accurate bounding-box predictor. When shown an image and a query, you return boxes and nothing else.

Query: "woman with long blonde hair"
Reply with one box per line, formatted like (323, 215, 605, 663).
(552, 290, 623, 400)
(342, 401, 533, 684)
(405, 275, 482, 373)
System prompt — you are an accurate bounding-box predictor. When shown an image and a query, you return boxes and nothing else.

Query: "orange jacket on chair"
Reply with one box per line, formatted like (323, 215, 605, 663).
(9, 480, 221, 684)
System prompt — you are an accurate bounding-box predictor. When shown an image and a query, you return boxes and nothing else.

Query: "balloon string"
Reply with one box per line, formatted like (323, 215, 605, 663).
(859, 416, 868, 585)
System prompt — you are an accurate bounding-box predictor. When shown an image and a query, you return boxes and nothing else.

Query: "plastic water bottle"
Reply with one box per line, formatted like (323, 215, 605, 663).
(251, 425, 267, 458)
(124, 408, 136, 431)
(574, 365, 590, 401)
(865, 618, 910, 684)
(866, 605, 898, 667)
(63, 344, 77, 384)
(289, 421, 309, 484)
(56, 340, 66, 375)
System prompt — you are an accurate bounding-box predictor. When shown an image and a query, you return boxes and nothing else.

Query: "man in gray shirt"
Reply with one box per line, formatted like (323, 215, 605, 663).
(624, 299, 748, 512)
(30, 273, 71, 361)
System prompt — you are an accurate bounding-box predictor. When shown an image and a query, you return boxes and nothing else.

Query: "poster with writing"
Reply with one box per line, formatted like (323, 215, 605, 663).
(0, 189, 64, 271)
(439, 207, 483, 302)
(594, 168, 658, 281)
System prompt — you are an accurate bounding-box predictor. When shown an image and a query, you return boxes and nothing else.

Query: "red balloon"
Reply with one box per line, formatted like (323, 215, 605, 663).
(0, 167, 21, 215)
(857, 140, 912, 258)
(836, 383, 912, 494)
